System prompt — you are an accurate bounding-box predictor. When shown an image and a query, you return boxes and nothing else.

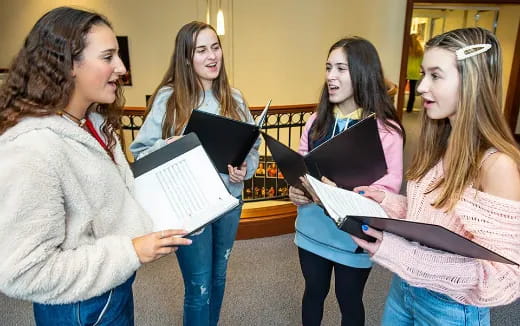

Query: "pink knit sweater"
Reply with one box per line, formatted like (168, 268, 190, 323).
(373, 158, 520, 307)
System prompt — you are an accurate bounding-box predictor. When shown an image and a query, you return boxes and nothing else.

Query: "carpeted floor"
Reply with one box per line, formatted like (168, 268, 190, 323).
(2, 233, 518, 325)
(1, 111, 518, 325)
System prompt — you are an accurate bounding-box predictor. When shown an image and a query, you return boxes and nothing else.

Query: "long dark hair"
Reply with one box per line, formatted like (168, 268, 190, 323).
(0, 6, 124, 150)
(310, 37, 404, 141)
(146, 21, 244, 138)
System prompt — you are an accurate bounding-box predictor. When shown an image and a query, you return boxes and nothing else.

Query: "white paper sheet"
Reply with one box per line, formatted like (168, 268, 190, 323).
(256, 99, 272, 127)
(306, 174, 388, 225)
(134, 146, 238, 232)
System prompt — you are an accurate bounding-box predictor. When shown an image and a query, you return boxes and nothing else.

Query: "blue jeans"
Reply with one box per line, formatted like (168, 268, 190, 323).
(382, 275, 490, 326)
(176, 201, 243, 326)
(33, 273, 135, 326)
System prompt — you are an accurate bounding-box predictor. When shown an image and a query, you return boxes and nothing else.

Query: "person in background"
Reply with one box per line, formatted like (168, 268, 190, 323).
(406, 33, 424, 113)
(288, 37, 405, 326)
(353, 27, 520, 325)
(267, 163, 277, 177)
(0, 7, 191, 325)
(130, 21, 259, 326)
(256, 162, 266, 176)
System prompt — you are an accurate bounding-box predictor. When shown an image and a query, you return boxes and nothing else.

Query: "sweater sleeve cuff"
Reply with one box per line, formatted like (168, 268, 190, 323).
(136, 139, 167, 160)
(122, 236, 142, 270)
(380, 191, 407, 219)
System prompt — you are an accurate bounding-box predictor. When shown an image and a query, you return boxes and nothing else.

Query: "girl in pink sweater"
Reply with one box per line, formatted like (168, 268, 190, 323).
(353, 28, 520, 325)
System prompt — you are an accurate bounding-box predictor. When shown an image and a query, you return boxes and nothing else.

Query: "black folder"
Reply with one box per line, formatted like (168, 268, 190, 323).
(262, 115, 387, 191)
(339, 215, 518, 265)
(305, 172, 518, 266)
(183, 101, 270, 174)
(131, 132, 201, 177)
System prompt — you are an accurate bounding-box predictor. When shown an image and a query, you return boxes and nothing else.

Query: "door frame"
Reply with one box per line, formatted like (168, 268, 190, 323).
(397, 0, 520, 137)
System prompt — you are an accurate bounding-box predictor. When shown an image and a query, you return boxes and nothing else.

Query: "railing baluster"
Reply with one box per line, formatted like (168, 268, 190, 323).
(120, 104, 316, 202)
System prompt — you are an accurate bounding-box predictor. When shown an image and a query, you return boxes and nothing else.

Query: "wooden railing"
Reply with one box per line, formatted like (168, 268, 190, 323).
(120, 104, 317, 239)
(120, 104, 316, 203)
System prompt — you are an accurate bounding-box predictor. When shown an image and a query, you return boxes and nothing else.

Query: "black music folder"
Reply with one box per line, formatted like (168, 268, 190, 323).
(305, 175, 518, 265)
(183, 99, 271, 174)
(262, 114, 387, 191)
(131, 133, 239, 235)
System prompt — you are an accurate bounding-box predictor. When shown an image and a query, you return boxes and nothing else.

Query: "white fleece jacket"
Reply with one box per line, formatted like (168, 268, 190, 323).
(0, 113, 152, 304)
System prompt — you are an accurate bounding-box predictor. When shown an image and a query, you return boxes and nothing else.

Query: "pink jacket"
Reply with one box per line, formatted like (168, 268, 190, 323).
(374, 158, 520, 307)
(299, 113, 404, 193)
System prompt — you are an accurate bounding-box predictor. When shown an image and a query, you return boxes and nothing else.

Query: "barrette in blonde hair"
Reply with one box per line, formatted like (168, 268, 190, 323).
(455, 44, 491, 60)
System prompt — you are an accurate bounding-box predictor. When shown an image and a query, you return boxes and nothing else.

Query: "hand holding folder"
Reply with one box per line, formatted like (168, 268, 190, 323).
(183, 99, 271, 174)
(262, 114, 387, 192)
(305, 175, 518, 265)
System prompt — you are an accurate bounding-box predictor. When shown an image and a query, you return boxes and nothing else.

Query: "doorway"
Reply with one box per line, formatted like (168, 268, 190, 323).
(397, 0, 520, 139)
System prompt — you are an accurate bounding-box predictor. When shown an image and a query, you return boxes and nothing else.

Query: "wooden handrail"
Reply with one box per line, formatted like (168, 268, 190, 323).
(250, 103, 316, 114)
(123, 103, 317, 115)
(123, 106, 147, 115)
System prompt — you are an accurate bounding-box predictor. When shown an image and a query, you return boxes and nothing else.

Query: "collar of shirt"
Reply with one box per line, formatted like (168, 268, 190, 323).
(333, 106, 363, 120)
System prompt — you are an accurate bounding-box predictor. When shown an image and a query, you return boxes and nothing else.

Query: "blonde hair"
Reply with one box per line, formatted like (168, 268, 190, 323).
(407, 27, 520, 210)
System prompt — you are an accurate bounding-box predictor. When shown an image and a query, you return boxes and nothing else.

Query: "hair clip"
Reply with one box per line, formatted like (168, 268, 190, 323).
(455, 44, 491, 60)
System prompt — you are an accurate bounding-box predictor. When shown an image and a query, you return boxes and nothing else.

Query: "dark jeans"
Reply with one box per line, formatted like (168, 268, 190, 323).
(33, 273, 135, 326)
(175, 201, 243, 326)
(406, 79, 418, 112)
(298, 248, 371, 326)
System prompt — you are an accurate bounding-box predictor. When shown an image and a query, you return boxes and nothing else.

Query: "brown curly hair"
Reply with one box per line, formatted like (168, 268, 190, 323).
(0, 6, 124, 150)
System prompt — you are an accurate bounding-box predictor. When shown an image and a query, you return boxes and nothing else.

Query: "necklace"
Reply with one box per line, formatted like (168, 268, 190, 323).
(58, 110, 87, 127)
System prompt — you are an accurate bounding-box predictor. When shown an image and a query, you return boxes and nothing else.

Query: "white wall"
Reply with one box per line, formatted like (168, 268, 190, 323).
(0, 0, 205, 106)
(0, 0, 407, 107)
(232, 0, 407, 106)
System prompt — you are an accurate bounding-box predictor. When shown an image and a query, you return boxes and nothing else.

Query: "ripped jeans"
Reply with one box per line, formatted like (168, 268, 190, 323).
(175, 201, 242, 326)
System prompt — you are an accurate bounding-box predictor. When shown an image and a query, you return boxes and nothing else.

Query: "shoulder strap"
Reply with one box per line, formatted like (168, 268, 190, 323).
(471, 148, 498, 189)
(479, 148, 498, 168)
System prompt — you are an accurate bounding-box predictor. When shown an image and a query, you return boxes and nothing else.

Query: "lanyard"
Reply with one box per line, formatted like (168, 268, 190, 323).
(332, 117, 351, 137)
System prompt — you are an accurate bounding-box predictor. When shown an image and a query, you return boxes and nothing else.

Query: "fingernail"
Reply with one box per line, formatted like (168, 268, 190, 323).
(359, 191, 365, 195)
(187, 239, 193, 244)
(362, 224, 368, 231)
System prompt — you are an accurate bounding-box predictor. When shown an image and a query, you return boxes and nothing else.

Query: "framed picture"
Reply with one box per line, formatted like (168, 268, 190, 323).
(266, 162, 278, 178)
(254, 162, 266, 177)
(277, 184, 288, 197)
(265, 178, 277, 198)
(116, 36, 132, 86)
